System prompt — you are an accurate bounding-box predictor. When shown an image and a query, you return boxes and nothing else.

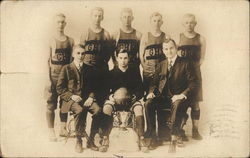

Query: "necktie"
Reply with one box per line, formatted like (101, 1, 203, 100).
(168, 60, 173, 78)
(168, 60, 173, 71)
(78, 63, 82, 71)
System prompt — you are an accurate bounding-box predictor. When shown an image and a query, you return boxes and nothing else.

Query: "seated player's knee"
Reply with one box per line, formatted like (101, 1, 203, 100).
(73, 104, 83, 115)
(103, 103, 113, 116)
(133, 103, 143, 117)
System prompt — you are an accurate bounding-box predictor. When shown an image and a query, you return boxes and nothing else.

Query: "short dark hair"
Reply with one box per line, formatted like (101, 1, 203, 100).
(162, 38, 177, 47)
(116, 49, 129, 57)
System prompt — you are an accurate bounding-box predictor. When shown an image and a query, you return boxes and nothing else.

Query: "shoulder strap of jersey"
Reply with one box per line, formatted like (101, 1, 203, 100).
(115, 29, 120, 44)
(135, 30, 142, 40)
(86, 28, 90, 41)
(145, 32, 149, 44)
(179, 33, 184, 45)
(196, 33, 201, 40)
(50, 37, 57, 54)
(103, 28, 110, 40)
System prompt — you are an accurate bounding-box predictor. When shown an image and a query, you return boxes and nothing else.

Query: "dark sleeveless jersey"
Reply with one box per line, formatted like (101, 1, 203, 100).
(83, 28, 111, 67)
(50, 36, 73, 82)
(143, 32, 166, 74)
(115, 29, 140, 67)
(178, 33, 201, 62)
(50, 36, 72, 65)
(179, 33, 203, 101)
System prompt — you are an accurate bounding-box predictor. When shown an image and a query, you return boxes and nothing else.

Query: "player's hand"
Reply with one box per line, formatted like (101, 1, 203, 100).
(84, 97, 94, 107)
(109, 94, 115, 102)
(171, 94, 186, 103)
(146, 93, 155, 99)
(71, 95, 82, 103)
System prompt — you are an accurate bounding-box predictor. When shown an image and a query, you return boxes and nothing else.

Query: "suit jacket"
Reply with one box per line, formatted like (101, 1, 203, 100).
(56, 62, 95, 113)
(155, 56, 198, 101)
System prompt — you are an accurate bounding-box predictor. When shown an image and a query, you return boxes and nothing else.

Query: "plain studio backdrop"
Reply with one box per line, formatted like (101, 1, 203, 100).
(0, 1, 249, 157)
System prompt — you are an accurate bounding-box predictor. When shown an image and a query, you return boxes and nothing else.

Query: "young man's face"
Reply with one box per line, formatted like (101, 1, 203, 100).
(183, 16, 196, 33)
(73, 47, 85, 63)
(162, 41, 177, 59)
(91, 10, 103, 25)
(150, 15, 163, 30)
(120, 11, 133, 27)
(55, 16, 66, 32)
(117, 52, 129, 68)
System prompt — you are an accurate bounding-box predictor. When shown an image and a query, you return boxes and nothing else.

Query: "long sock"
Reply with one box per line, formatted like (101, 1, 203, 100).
(101, 114, 113, 137)
(89, 113, 100, 140)
(46, 110, 55, 128)
(60, 111, 68, 123)
(191, 109, 200, 120)
(135, 116, 145, 137)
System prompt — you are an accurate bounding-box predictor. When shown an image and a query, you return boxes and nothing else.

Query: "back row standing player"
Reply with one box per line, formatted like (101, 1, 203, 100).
(178, 13, 206, 140)
(45, 13, 74, 141)
(140, 12, 171, 149)
(110, 8, 142, 134)
(79, 7, 113, 147)
(111, 8, 142, 73)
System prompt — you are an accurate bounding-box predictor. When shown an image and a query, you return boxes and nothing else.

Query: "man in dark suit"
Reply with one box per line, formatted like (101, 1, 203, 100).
(56, 45, 100, 153)
(154, 39, 198, 153)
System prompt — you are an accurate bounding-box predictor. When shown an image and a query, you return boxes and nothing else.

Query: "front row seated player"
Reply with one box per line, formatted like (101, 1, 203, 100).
(99, 49, 149, 153)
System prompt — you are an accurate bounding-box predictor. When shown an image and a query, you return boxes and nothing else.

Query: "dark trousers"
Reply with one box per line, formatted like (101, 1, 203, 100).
(70, 101, 100, 137)
(166, 98, 189, 135)
(144, 98, 170, 140)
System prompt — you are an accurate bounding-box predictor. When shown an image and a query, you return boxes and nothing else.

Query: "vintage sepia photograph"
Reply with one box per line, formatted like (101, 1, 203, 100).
(0, 0, 249, 157)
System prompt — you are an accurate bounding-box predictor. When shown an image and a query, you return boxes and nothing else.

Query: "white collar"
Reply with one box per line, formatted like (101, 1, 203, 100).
(168, 55, 177, 65)
(74, 60, 83, 68)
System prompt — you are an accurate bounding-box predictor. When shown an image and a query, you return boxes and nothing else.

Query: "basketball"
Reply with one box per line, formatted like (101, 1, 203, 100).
(113, 87, 131, 106)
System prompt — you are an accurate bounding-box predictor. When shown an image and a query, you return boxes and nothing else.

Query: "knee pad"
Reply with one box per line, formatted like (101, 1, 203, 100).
(191, 109, 200, 120)
(74, 106, 83, 115)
